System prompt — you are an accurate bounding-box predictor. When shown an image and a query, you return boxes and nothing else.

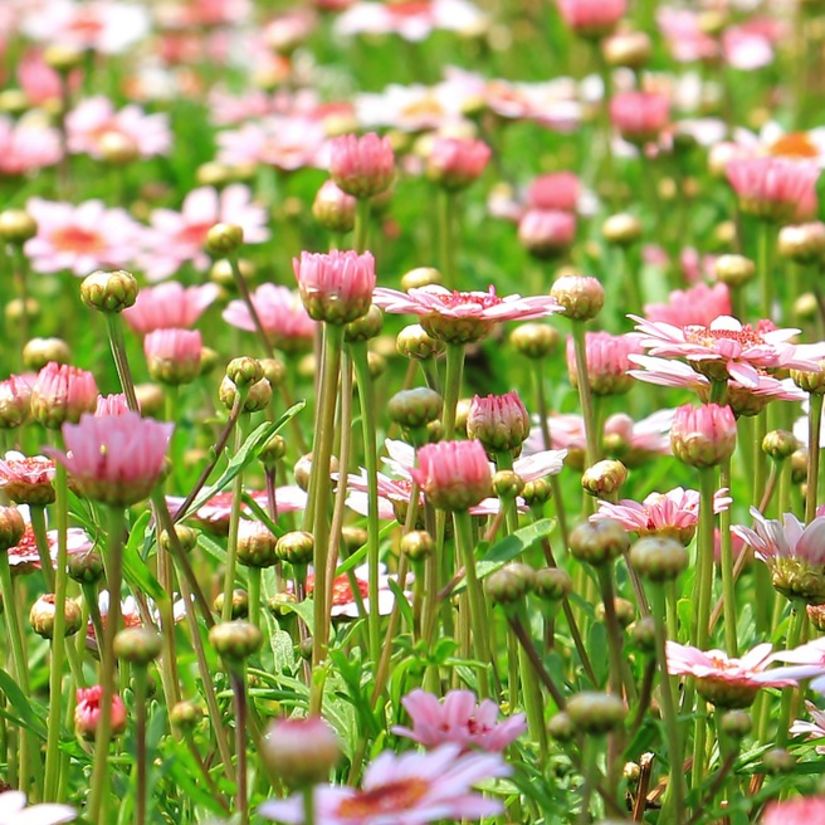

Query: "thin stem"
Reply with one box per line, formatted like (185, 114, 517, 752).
(757, 220, 775, 321)
(507, 615, 566, 709)
(719, 457, 738, 657)
(134, 665, 148, 825)
(441, 343, 465, 440)
(354, 199, 370, 254)
(436, 188, 456, 288)
(248, 567, 262, 628)
(596, 565, 631, 701)
(776, 606, 806, 747)
(230, 670, 249, 825)
(222, 413, 248, 622)
(104, 314, 139, 411)
(571, 321, 599, 470)
(694, 468, 717, 649)
(806, 393, 823, 524)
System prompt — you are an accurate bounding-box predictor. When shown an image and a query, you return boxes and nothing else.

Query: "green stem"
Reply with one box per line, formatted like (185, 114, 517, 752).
(29, 505, 54, 591)
(694, 468, 717, 648)
(354, 198, 370, 254)
(757, 220, 775, 321)
(596, 565, 631, 702)
(719, 458, 738, 657)
(776, 607, 806, 747)
(231, 669, 250, 825)
(571, 321, 599, 470)
(222, 414, 248, 622)
(104, 314, 139, 411)
(515, 604, 548, 760)
(248, 567, 261, 628)
(806, 393, 823, 523)
(436, 188, 456, 288)
(441, 343, 465, 440)
(302, 786, 316, 825)
(134, 665, 148, 825)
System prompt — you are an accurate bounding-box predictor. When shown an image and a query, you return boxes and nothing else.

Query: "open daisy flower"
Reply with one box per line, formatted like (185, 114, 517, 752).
(0, 790, 75, 824)
(301, 563, 399, 620)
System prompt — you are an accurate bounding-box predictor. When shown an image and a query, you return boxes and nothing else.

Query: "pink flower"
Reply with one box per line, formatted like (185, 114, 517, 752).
(144, 329, 203, 385)
(18, 47, 79, 106)
(0, 115, 61, 176)
(630, 314, 825, 387)
(526, 171, 580, 212)
(644, 282, 732, 328)
(30, 363, 99, 428)
(259, 744, 508, 824)
(726, 156, 819, 222)
(66, 96, 171, 160)
(293, 250, 376, 325)
(223, 285, 315, 352)
(466, 391, 530, 452)
(593, 487, 731, 544)
(610, 91, 669, 144)
(0, 451, 55, 505)
(0, 374, 33, 428)
(329, 132, 395, 198)
(566, 332, 641, 396)
(657, 8, 717, 63)
(24, 198, 142, 276)
(373, 284, 562, 344)
(7, 521, 93, 573)
(412, 440, 492, 511)
(139, 185, 269, 282)
(392, 689, 526, 753)
(518, 209, 576, 258)
(313, 180, 357, 231)
(789, 702, 825, 754)
(74, 685, 127, 739)
(723, 25, 773, 71)
(557, 0, 626, 37)
(304, 563, 397, 618)
(123, 282, 219, 335)
(95, 394, 130, 416)
(426, 136, 491, 190)
(762, 797, 825, 825)
(670, 403, 736, 469)
(0, 790, 75, 824)
(216, 116, 328, 172)
(48, 412, 173, 506)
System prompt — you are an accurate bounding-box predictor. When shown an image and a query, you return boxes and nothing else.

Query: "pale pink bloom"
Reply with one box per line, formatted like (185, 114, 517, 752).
(157, 0, 250, 28)
(557, 0, 626, 37)
(48, 412, 172, 506)
(644, 282, 731, 328)
(732, 509, 825, 566)
(304, 562, 397, 619)
(7, 518, 93, 573)
(123, 282, 219, 335)
(393, 689, 526, 753)
(144, 328, 203, 383)
(566, 332, 641, 395)
(518, 210, 576, 258)
(0, 451, 55, 504)
(610, 91, 669, 144)
(467, 391, 529, 447)
(223, 285, 315, 352)
(66, 96, 171, 160)
(526, 171, 580, 212)
(95, 394, 130, 416)
(140, 185, 269, 282)
(259, 744, 508, 824)
(593, 487, 731, 537)
(216, 116, 328, 172)
(75, 685, 126, 739)
(329, 132, 395, 198)
(0, 115, 61, 176)
(630, 314, 825, 388)
(762, 797, 825, 825)
(22, 0, 149, 54)
(293, 250, 376, 324)
(31, 363, 99, 426)
(790, 702, 825, 754)
(0, 374, 33, 428)
(671, 403, 737, 467)
(18, 47, 80, 106)
(412, 440, 491, 512)
(24, 198, 142, 277)
(680, 247, 717, 285)
(657, 8, 717, 63)
(263, 8, 317, 52)
(726, 156, 819, 222)
(426, 136, 490, 190)
(0, 790, 75, 824)
(723, 25, 773, 71)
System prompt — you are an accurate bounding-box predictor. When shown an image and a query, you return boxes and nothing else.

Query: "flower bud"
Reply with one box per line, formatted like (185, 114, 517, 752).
(569, 519, 630, 567)
(603, 30, 651, 69)
(763, 748, 795, 774)
(213, 589, 249, 620)
(791, 448, 809, 484)
(412, 440, 491, 511)
(509, 323, 559, 359)
(623, 761, 641, 783)
(467, 391, 530, 454)
(720, 709, 751, 741)
(30, 594, 82, 639)
(550, 274, 605, 321)
(0, 209, 37, 244)
(596, 597, 635, 628)
(0, 376, 31, 429)
(31, 362, 98, 428)
(67, 548, 104, 583)
(808, 602, 825, 632)
(43, 44, 83, 73)
(602, 213, 642, 246)
(329, 132, 394, 199)
(209, 619, 262, 662)
(671, 404, 736, 469)
(400, 530, 433, 562)
(485, 562, 535, 605)
(762, 430, 799, 461)
(534, 567, 572, 601)
(0, 506, 25, 551)
(547, 711, 575, 742)
(396, 324, 444, 360)
(492, 470, 524, 500)
(566, 691, 626, 735)
(135, 383, 164, 417)
(522, 478, 552, 507)
(581, 460, 627, 498)
(778, 223, 825, 264)
(262, 716, 341, 787)
(80, 269, 139, 314)
(260, 434, 287, 469)
(345, 305, 383, 343)
(219, 376, 272, 412)
(791, 363, 825, 395)
(341, 526, 367, 554)
(388, 388, 443, 429)
(205, 223, 244, 257)
(268, 591, 297, 622)
(5, 299, 40, 332)
(211, 257, 255, 288)
(114, 627, 162, 665)
(75, 685, 127, 740)
(226, 356, 263, 387)
(401, 267, 441, 291)
(238, 521, 278, 568)
(294, 250, 376, 325)
(260, 356, 286, 388)
(23, 338, 71, 370)
(160, 524, 198, 555)
(630, 536, 688, 582)
(170, 700, 202, 732)
(629, 616, 656, 652)
(312, 180, 356, 233)
(294, 454, 338, 491)
(518, 209, 576, 259)
(796, 292, 819, 321)
(275, 531, 314, 566)
(714, 255, 755, 288)
(0, 89, 28, 116)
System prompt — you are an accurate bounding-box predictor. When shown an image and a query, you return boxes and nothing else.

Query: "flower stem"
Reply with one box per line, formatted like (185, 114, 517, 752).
(222, 411, 248, 622)
(230, 669, 250, 825)
(694, 468, 717, 649)
(776, 606, 806, 747)
(806, 393, 823, 523)
(29, 504, 54, 590)
(354, 198, 370, 254)
(133, 664, 149, 825)
(719, 457, 738, 657)
(302, 786, 316, 825)
(756, 219, 775, 321)
(441, 343, 465, 440)
(104, 313, 139, 411)
(571, 320, 599, 471)
(596, 565, 632, 702)
(248, 567, 262, 628)
(436, 188, 456, 288)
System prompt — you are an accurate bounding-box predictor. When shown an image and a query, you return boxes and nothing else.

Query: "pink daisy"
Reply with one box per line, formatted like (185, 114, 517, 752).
(726, 156, 819, 222)
(392, 689, 526, 753)
(644, 282, 732, 328)
(216, 116, 328, 172)
(0, 115, 62, 176)
(789, 701, 825, 754)
(0, 451, 55, 505)
(123, 282, 219, 335)
(7, 518, 94, 574)
(24, 198, 142, 276)
(223, 285, 315, 352)
(303, 563, 398, 619)
(762, 797, 825, 825)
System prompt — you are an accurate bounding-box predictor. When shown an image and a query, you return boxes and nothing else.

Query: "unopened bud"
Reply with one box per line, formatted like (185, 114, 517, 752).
(275, 531, 314, 566)
(492, 470, 524, 500)
(388, 388, 443, 429)
(791, 364, 825, 395)
(67, 549, 104, 583)
(629, 616, 656, 652)
(209, 619, 262, 662)
(0, 506, 25, 551)
(714, 255, 755, 288)
(763, 748, 795, 774)
(30, 594, 82, 639)
(550, 274, 605, 321)
(238, 522, 278, 568)
(596, 597, 635, 628)
(534, 567, 572, 601)
(570, 519, 629, 567)
(312, 180, 356, 233)
(260, 434, 287, 469)
(778, 223, 825, 264)
(485, 562, 535, 605)
(581, 460, 627, 498)
(23, 338, 70, 370)
(262, 716, 341, 788)
(720, 709, 751, 740)
(547, 711, 575, 742)
(213, 589, 249, 620)
(0, 209, 37, 244)
(294, 453, 338, 491)
(114, 627, 162, 665)
(602, 213, 642, 246)
(219, 375, 272, 412)
(345, 305, 383, 343)
(260, 356, 286, 388)
(762, 430, 799, 461)
(400, 530, 433, 562)
(135, 383, 164, 417)
(396, 324, 444, 360)
(791, 448, 809, 484)
(170, 700, 202, 732)
(510, 323, 559, 359)
(225, 356, 263, 387)
(401, 267, 442, 291)
(630, 536, 688, 582)
(160, 524, 198, 554)
(522, 478, 552, 507)
(205, 223, 244, 257)
(566, 691, 626, 735)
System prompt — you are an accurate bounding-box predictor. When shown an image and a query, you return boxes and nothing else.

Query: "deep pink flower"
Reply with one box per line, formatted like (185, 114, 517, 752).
(8, 522, 93, 573)
(726, 156, 819, 222)
(223, 284, 315, 352)
(95, 394, 130, 416)
(670, 403, 736, 468)
(557, 0, 626, 37)
(24, 198, 142, 276)
(644, 282, 732, 328)
(144, 329, 203, 385)
(373, 284, 562, 344)
(123, 282, 219, 335)
(30, 363, 99, 428)
(566, 332, 641, 396)
(518, 209, 576, 258)
(259, 744, 509, 824)
(293, 250, 376, 324)
(0, 115, 61, 176)
(610, 91, 669, 144)
(466, 391, 530, 452)
(526, 171, 580, 212)
(75, 685, 127, 740)
(426, 136, 491, 191)
(48, 412, 173, 506)
(329, 132, 395, 198)
(762, 797, 825, 825)
(0, 451, 55, 505)
(412, 440, 492, 511)
(392, 689, 526, 753)
(631, 314, 825, 387)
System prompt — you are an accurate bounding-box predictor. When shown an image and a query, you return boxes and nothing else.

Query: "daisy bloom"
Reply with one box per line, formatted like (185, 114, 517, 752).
(566, 332, 641, 396)
(392, 689, 527, 752)
(789, 701, 825, 754)
(426, 136, 491, 191)
(412, 440, 492, 512)
(762, 797, 825, 825)
(95, 393, 130, 416)
(526, 171, 581, 213)
(144, 329, 203, 386)
(643, 283, 732, 329)
(0, 374, 33, 429)
(610, 91, 669, 145)
(216, 116, 328, 172)
(7, 519, 94, 575)
(0, 115, 62, 176)
(293, 250, 376, 325)
(66, 96, 171, 160)
(30, 363, 99, 429)
(518, 210, 577, 259)
(223, 284, 315, 352)
(74, 685, 127, 739)
(123, 282, 219, 335)
(373, 284, 562, 344)
(0, 791, 75, 824)
(24, 198, 142, 277)
(303, 563, 397, 619)
(259, 744, 508, 824)
(329, 132, 395, 198)
(732, 508, 825, 604)
(139, 185, 269, 282)
(0, 451, 55, 505)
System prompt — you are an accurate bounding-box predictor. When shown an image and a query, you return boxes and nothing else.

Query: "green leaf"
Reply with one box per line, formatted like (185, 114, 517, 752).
(122, 511, 165, 602)
(284, 596, 315, 634)
(336, 521, 396, 576)
(387, 579, 414, 630)
(241, 492, 284, 537)
(0, 669, 47, 738)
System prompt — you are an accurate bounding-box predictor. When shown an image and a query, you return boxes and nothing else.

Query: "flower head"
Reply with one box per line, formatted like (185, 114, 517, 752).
(392, 689, 526, 753)
(789, 701, 825, 754)
(75, 685, 127, 740)
(426, 136, 491, 191)
(411, 440, 492, 511)
(0, 790, 75, 824)
(30, 363, 99, 429)
(0, 451, 56, 505)
(518, 209, 576, 259)
(566, 332, 641, 396)
(123, 282, 219, 335)
(144, 329, 203, 386)
(670, 403, 736, 468)
(644, 282, 732, 328)
(329, 132, 395, 198)
(48, 412, 172, 506)
(610, 91, 669, 144)
(726, 156, 819, 222)
(293, 250, 376, 325)
(223, 284, 315, 352)
(466, 391, 530, 454)
(526, 171, 580, 212)
(0, 115, 62, 176)
(762, 797, 825, 824)
(0, 375, 33, 429)
(557, 0, 626, 37)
